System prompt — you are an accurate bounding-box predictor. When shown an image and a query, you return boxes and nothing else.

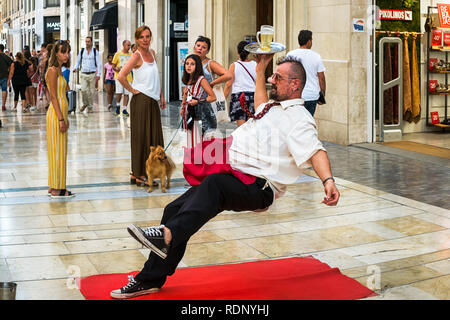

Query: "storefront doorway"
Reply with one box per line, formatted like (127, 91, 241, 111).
(163, 0, 188, 102)
(371, 1, 449, 157)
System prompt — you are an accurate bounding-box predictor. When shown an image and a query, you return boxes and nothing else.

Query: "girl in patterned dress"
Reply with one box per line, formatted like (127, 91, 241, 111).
(181, 54, 216, 147)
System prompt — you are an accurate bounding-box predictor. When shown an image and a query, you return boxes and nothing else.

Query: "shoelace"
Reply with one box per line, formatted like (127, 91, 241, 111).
(123, 275, 137, 290)
(143, 225, 164, 238)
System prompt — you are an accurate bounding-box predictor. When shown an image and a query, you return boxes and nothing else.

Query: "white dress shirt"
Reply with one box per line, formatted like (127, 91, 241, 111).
(229, 98, 326, 199)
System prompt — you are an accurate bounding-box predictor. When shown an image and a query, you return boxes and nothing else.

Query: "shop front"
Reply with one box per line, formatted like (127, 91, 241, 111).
(166, 0, 189, 102)
(90, 1, 118, 55)
(44, 16, 61, 44)
(372, 0, 449, 153)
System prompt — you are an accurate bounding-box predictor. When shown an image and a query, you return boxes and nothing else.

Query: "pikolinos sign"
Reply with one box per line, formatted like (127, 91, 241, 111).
(378, 9, 413, 21)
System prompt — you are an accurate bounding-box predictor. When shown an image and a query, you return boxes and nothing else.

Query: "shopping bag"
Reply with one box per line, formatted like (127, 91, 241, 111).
(211, 86, 230, 123)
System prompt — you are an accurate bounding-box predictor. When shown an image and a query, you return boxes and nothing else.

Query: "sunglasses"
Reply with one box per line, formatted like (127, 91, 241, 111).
(270, 73, 300, 82)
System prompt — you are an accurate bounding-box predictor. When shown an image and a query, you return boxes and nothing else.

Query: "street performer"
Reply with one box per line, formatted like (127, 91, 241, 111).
(110, 53, 340, 299)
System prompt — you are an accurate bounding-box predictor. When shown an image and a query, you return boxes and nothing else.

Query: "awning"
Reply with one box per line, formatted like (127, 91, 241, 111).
(90, 1, 118, 31)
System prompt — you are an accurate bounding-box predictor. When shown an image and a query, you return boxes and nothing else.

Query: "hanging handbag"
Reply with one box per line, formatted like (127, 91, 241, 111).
(211, 85, 230, 123)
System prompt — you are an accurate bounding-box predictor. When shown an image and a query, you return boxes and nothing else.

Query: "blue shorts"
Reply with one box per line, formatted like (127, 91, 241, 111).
(0, 78, 8, 91)
(105, 79, 115, 85)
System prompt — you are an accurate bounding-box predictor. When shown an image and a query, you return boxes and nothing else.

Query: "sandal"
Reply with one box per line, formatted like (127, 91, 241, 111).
(136, 177, 159, 187)
(136, 177, 148, 187)
(51, 189, 75, 199)
(130, 173, 137, 185)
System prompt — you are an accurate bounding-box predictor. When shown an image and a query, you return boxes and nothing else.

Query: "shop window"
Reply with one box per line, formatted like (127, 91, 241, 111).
(45, 0, 60, 8)
(137, 1, 145, 28)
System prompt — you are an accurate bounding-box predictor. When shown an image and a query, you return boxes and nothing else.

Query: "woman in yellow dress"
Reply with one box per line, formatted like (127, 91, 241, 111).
(46, 40, 74, 198)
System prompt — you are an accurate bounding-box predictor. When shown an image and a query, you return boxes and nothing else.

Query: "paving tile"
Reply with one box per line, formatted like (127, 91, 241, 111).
(182, 240, 267, 267)
(6, 256, 70, 281)
(375, 216, 446, 236)
(85, 250, 148, 275)
(410, 275, 450, 300)
(362, 285, 439, 300)
(0, 242, 70, 259)
(15, 279, 85, 300)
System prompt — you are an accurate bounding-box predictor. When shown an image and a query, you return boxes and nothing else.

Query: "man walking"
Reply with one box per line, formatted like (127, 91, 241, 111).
(112, 40, 132, 117)
(286, 30, 326, 116)
(110, 53, 340, 299)
(0, 44, 12, 111)
(73, 36, 102, 113)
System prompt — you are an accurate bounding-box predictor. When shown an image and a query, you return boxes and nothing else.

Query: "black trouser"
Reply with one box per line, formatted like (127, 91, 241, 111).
(134, 173, 274, 288)
(13, 84, 27, 101)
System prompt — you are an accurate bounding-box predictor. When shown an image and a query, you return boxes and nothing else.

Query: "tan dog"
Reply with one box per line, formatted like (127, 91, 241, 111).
(145, 146, 176, 193)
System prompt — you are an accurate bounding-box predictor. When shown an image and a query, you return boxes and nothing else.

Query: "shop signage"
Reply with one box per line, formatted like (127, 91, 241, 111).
(44, 17, 61, 33)
(177, 42, 189, 99)
(378, 9, 413, 21)
(437, 3, 450, 28)
(174, 22, 185, 31)
(353, 19, 365, 32)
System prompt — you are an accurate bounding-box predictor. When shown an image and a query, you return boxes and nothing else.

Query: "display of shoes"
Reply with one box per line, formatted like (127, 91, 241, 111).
(429, 59, 450, 72)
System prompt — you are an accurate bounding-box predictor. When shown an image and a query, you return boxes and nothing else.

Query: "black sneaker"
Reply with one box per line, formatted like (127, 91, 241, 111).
(110, 275, 160, 299)
(127, 224, 170, 259)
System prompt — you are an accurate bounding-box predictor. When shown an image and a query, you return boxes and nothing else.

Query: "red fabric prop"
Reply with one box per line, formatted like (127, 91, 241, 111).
(78, 257, 377, 300)
(182, 136, 256, 186)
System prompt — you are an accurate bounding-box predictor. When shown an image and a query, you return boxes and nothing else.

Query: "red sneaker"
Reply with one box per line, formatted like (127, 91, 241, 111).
(1, 106, 5, 111)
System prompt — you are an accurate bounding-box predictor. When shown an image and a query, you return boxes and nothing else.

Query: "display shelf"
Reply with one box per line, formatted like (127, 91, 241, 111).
(430, 91, 450, 95)
(430, 47, 450, 52)
(427, 6, 449, 127)
(434, 123, 450, 127)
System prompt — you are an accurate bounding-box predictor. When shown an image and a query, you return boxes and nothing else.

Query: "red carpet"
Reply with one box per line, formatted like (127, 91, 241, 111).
(78, 257, 377, 300)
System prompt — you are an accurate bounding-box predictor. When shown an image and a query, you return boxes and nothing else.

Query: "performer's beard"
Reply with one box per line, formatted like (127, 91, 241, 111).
(269, 84, 288, 101)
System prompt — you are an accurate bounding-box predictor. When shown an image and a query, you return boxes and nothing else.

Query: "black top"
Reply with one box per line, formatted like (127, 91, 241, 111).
(0, 53, 12, 79)
(12, 61, 30, 86)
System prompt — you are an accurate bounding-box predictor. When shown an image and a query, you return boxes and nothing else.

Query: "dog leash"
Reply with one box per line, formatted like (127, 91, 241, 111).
(164, 118, 184, 152)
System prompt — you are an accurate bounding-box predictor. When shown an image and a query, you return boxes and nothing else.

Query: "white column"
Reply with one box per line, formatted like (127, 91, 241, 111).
(188, 0, 206, 51)
(60, 0, 67, 40)
(69, 0, 78, 89)
(81, 0, 92, 39)
(118, 0, 136, 46)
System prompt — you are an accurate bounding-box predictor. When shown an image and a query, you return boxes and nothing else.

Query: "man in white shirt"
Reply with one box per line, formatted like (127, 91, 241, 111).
(73, 36, 102, 113)
(110, 53, 340, 299)
(286, 30, 326, 116)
